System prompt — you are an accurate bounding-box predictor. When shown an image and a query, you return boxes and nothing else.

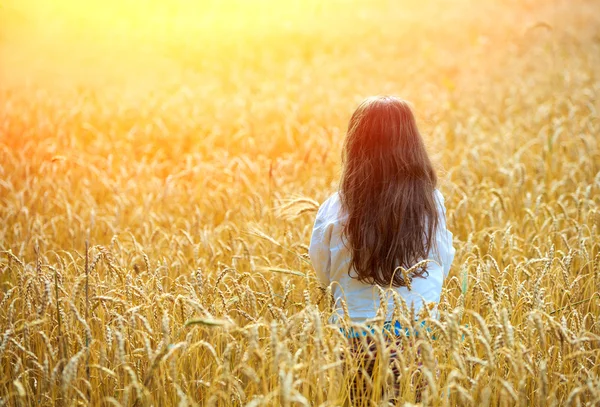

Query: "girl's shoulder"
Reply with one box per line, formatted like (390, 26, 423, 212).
(433, 188, 449, 219)
(316, 192, 343, 222)
(433, 188, 445, 203)
(316, 189, 446, 222)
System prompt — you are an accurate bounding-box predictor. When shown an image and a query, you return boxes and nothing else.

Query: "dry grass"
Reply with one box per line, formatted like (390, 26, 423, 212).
(1, 0, 600, 405)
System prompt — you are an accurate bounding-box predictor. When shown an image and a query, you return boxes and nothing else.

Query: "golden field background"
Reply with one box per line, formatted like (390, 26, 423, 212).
(1, 0, 599, 405)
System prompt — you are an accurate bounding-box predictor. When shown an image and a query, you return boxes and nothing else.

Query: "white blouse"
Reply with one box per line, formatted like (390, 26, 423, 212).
(309, 189, 455, 322)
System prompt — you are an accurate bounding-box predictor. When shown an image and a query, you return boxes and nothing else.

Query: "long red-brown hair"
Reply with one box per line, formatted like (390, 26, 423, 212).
(339, 96, 439, 287)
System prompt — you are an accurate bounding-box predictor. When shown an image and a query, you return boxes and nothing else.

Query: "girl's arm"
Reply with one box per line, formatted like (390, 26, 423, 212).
(435, 189, 456, 278)
(309, 200, 334, 287)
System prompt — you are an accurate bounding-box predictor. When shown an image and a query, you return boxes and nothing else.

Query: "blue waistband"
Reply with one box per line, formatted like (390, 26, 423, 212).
(341, 320, 431, 339)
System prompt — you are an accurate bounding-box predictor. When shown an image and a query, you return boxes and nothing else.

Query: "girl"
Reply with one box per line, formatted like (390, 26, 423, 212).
(309, 95, 455, 331)
(308, 96, 455, 401)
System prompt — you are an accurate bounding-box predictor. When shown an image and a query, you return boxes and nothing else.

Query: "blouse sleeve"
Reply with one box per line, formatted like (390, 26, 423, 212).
(434, 189, 456, 278)
(309, 199, 334, 287)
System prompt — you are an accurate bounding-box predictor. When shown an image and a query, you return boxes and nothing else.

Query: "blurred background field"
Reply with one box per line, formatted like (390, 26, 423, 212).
(1, 0, 599, 405)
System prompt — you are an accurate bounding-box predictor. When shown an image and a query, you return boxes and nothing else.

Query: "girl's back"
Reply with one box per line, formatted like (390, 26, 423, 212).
(310, 188, 454, 322)
(309, 96, 456, 323)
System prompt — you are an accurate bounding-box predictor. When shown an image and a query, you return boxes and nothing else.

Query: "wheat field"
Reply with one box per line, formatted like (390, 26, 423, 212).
(1, 0, 599, 405)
